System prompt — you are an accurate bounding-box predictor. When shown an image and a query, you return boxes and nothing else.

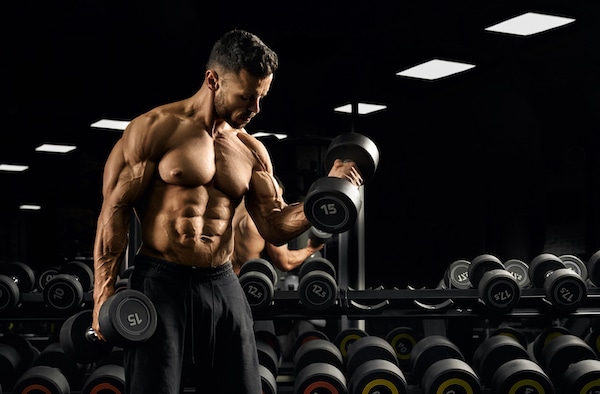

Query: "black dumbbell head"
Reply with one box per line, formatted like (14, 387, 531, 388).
(325, 133, 380, 181)
(60, 310, 114, 364)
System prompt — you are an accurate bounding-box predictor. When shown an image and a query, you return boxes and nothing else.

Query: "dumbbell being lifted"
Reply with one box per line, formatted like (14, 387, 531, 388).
(304, 132, 380, 234)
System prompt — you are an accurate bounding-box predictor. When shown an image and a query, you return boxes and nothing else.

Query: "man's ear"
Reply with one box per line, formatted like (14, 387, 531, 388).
(206, 69, 219, 91)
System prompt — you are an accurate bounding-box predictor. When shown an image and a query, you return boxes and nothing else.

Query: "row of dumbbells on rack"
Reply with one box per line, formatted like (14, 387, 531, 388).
(256, 323, 600, 393)
(239, 251, 600, 314)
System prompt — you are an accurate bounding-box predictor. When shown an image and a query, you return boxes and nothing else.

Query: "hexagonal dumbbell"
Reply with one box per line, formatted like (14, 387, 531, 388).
(410, 335, 481, 393)
(298, 257, 338, 311)
(468, 254, 521, 312)
(60, 289, 157, 363)
(304, 132, 380, 234)
(345, 335, 409, 394)
(238, 258, 277, 312)
(44, 261, 94, 312)
(528, 253, 587, 312)
(0, 262, 36, 311)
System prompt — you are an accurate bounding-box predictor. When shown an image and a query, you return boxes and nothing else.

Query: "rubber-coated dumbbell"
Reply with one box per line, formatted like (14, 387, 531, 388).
(13, 365, 71, 394)
(33, 342, 85, 389)
(333, 327, 369, 361)
(36, 266, 60, 292)
(0, 262, 36, 311)
(584, 326, 600, 357)
(503, 258, 531, 288)
(472, 334, 553, 391)
(410, 335, 481, 393)
(44, 261, 95, 312)
(442, 259, 471, 289)
(81, 363, 125, 394)
(539, 334, 598, 385)
(298, 256, 338, 310)
(587, 249, 600, 287)
(0, 332, 39, 390)
(60, 289, 157, 363)
(345, 335, 409, 394)
(294, 339, 347, 394)
(255, 328, 282, 394)
(558, 253, 589, 282)
(529, 253, 587, 311)
(238, 258, 277, 312)
(530, 325, 571, 364)
(559, 358, 600, 393)
(304, 132, 380, 234)
(468, 254, 521, 312)
(291, 325, 330, 359)
(308, 226, 333, 246)
(385, 326, 422, 370)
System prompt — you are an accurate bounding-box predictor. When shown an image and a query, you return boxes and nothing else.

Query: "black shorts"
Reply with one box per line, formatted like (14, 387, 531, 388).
(124, 255, 261, 394)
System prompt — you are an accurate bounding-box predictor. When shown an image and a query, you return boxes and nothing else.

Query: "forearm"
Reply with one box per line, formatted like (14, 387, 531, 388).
(266, 242, 322, 272)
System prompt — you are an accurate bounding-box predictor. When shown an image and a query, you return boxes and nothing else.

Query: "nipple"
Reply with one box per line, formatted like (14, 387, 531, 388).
(170, 168, 183, 177)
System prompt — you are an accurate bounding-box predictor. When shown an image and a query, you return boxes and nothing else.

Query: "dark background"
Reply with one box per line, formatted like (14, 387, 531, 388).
(0, 1, 598, 289)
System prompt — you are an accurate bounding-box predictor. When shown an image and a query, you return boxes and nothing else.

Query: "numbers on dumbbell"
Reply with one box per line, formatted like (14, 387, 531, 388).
(310, 283, 328, 299)
(128, 312, 143, 327)
(319, 203, 338, 216)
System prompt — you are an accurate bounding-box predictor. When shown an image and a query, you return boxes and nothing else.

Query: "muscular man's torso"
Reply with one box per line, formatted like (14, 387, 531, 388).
(135, 109, 262, 268)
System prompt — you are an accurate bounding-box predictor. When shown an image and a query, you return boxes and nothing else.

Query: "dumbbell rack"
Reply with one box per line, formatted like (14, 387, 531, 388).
(253, 286, 600, 393)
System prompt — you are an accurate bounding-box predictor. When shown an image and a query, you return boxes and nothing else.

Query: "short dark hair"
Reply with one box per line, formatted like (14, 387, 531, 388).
(207, 29, 278, 78)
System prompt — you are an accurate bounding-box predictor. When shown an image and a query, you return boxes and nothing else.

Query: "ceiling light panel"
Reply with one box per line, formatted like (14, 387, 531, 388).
(485, 12, 575, 36)
(0, 164, 29, 172)
(397, 59, 476, 81)
(35, 144, 77, 153)
(91, 119, 131, 130)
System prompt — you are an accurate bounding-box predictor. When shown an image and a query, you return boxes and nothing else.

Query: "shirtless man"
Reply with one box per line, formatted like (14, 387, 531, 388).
(92, 29, 362, 394)
(232, 179, 325, 274)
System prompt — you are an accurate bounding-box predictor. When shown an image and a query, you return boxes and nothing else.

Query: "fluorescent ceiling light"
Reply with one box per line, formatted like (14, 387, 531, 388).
(0, 164, 29, 172)
(397, 59, 476, 81)
(334, 103, 387, 115)
(251, 131, 288, 140)
(35, 144, 77, 153)
(91, 119, 130, 130)
(485, 12, 575, 36)
(20, 204, 41, 211)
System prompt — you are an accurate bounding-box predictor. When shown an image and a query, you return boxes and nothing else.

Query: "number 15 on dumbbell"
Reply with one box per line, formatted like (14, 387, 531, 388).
(304, 133, 380, 234)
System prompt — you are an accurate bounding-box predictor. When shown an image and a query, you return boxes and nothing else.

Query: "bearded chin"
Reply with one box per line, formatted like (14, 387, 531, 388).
(214, 94, 242, 129)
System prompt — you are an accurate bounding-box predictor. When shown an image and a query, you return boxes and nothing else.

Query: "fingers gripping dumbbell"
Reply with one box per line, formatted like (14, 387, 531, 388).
(238, 258, 277, 312)
(468, 254, 521, 312)
(44, 261, 94, 312)
(529, 253, 587, 312)
(60, 289, 157, 363)
(410, 335, 482, 394)
(298, 257, 338, 311)
(304, 132, 380, 234)
(0, 262, 35, 311)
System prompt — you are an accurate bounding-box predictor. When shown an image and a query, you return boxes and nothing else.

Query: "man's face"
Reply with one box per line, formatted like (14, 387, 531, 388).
(214, 69, 273, 129)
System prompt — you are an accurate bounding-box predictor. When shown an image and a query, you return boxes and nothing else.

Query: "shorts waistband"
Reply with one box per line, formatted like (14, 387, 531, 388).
(134, 254, 234, 280)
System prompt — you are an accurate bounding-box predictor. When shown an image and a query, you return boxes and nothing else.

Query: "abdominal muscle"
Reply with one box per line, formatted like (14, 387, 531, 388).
(137, 180, 238, 268)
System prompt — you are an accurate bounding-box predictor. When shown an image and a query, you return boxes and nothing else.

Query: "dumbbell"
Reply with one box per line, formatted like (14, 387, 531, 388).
(32, 341, 85, 389)
(410, 335, 481, 393)
(13, 365, 71, 394)
(442, 259, 471, 289)
(298, 256, 338, 310)
(44, 261, 94, 312)
(333, 327, 369, 361)
(238, 258, 277, 312)
(345, 335, 409, 394)
(0, 262, 36, 311)
(255, 329, 283, 394)
(468, 254, 521, 312)
(584, 326, 600, 357)
(472, 334, 553, 391)
(528, 253, 587, 311)
(530, 325, 571, 364)
(60, 289, 157, 363)
(559, 253, 589, 282)
(291, 325, 330, 359)
(587, 249, 600, 287)
(308, 226, 333, 246)
(293, 339, 347, 394)
(36, 266, 60, 292)
(539, 334, 599, 385)
(385, 326, 422, 370)
(0, 332, 39, 390)
(304, 132, 380, 234)
(81, 363, 125, 394)
(503, 258, 531, 288)
(559, 358, 600, 393)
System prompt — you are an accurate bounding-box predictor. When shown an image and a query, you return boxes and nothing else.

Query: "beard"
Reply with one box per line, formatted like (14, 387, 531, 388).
(214, 90, 250, 129)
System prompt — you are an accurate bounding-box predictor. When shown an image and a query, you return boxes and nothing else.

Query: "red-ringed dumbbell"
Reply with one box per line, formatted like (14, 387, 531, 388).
(238, 258, 277, 312)
(44, 261, 94, 312)
(345, 335, 409, 394)
(385, 326, 422, 370)
(587, 249, 600, 287)
(442, 259, 471, 289)
(304, 132, 380, 234)
(292, 325, 330, 360)
(81, 363, 125, 394)
(31, 341, 85, 390)
(298, 256, 338, 311)
(539, 334, 599, 386)
(503, 258, 531, 288)
(12, 365, 71, 394)
(468, 254, 521, 312)
(60, 289, 157, 363)
(559, 358, 600, 393)
(333, 327, 369, 361)
(293, 339, 347, 394)
(410, 335, 482, 394)
(255, 329, 283, 394)
(528, 253, 587, 312)
(0, 332, 39, 390)
(472, 333, 553, 391)
(0, 262, 36, 312)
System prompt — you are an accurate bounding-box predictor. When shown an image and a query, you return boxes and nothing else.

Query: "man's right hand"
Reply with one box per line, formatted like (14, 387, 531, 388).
(327, 159, 363, 187)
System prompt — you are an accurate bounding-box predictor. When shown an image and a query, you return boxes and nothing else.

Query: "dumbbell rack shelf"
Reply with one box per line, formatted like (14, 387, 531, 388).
(252, 286, 600, 320)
